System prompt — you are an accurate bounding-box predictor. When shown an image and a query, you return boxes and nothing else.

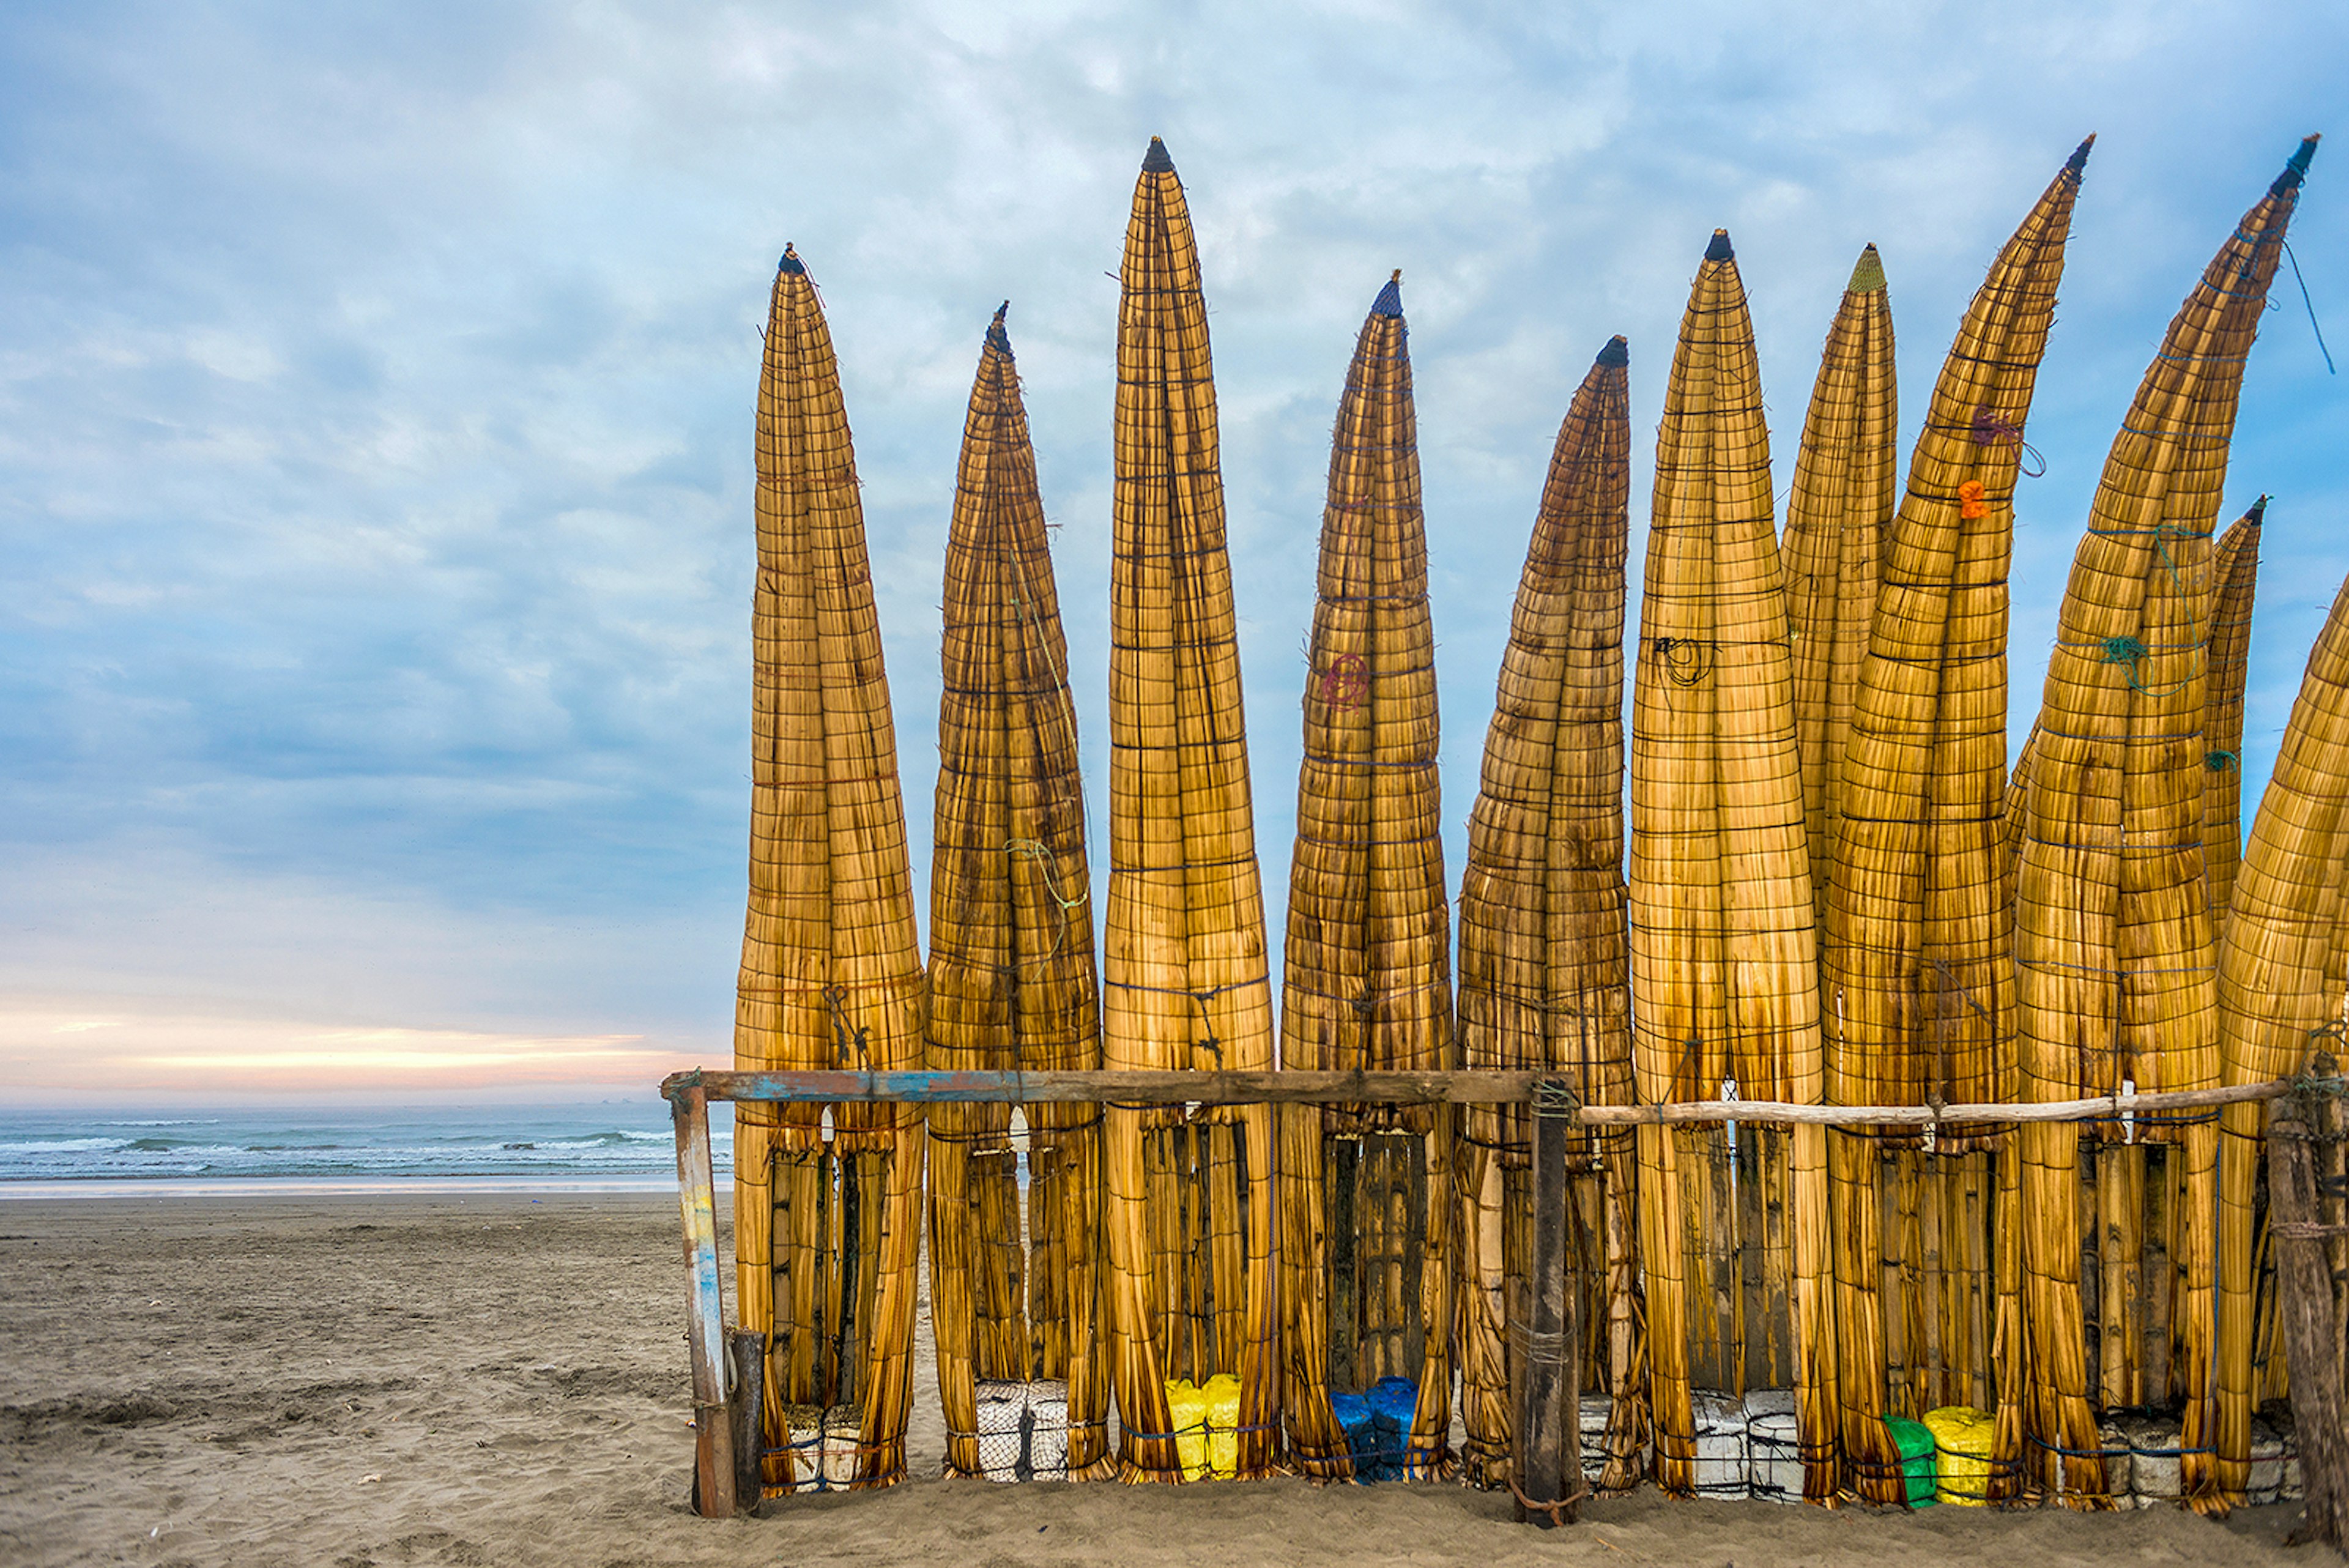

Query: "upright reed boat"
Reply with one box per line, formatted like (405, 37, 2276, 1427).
(926, 306, 1112, 1482)
(1629, 229, 1836, 1501)
(2015, 136, 2315, 1510)
(2216, 567, 2349, 1503)
(1822, 139, 2088, 1503)
(1455, 336, 1641, 1492)
(735, 245, 927, 1492)
(1278, 273, 1457, 1482)
(1102, 137, 1282, 1482)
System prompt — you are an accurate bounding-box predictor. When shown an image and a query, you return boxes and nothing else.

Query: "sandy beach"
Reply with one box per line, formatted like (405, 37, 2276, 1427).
(0, 1191, 2323, 1566)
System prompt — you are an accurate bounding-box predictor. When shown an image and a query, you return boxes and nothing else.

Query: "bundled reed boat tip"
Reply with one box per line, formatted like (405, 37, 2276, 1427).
(1847, 245, 1886, 292)
(1142, 135, 1174, 172)
(2276, 134, 2320, 193)
(1704, 228, 1733, 261)
(2067, 135, 2095, 173)
(1597, 334, 1628, 366)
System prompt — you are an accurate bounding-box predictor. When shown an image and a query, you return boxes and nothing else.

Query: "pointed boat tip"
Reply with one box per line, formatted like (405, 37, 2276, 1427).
(1849, 244, 1888, 294)
(1704, 228, 1734, 262)
(2066, 135, 2095, 175)
(1141, 136, 1175, 174)
(778, 243, 805, 276)
(2248, 494, 2270, 524)
(2274, 134, 2321, 195)
(1371, 270, 1404, 319)
(986, 301, 1013, 360)
(1595, 335, 1629, 368)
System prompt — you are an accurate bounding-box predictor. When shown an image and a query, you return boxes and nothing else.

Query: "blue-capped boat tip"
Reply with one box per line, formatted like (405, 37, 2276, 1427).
(1596, 334, 1629, 368)
(1704, 229, 1734, 262)
(2274, 134, 2321, 196)
(1371, 270, 1403, 318)
(986, 301, 1013, 359)
(1142, 136, 1174, 173)
(779, 245, 805, 276)
(2066, 133, 2096, 175)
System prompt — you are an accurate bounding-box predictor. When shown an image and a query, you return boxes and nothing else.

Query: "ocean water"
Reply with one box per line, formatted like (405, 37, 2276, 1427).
(0, 1099, 735, 1190)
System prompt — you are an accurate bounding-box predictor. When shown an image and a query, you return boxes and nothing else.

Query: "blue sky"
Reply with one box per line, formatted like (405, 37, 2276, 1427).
(0, 1, 2341, 1096)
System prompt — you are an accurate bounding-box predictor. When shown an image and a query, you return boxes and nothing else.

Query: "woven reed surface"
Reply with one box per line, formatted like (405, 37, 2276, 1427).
(1102, 140, 1279, 1482)
(1452, 336, 1641, 1489)
(1627, 232, 1836, 1500)
(925, 308, 1113, 1480)
(2015, 146, 2308, 1506)
(1786, 246, 1896, 931)
(2203, 502, 2265, 919)
(1276, 276, 1458, 1477)
(2214, 565, 2349, 1496)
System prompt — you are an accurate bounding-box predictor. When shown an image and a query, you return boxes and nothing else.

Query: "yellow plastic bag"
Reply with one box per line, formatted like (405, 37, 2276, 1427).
(1923, 1405, 1994, 1506)
(1202, 1373, 1242, 1479)
(1164, 1379, 1209, 1481)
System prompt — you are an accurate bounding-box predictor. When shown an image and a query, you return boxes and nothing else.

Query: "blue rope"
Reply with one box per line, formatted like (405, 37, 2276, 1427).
(2283, 240, 2336, 374)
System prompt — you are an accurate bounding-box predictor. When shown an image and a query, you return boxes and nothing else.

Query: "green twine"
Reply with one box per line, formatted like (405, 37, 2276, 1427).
(2100, 635, 2148, 669)
(2206, 749, 2239, 773)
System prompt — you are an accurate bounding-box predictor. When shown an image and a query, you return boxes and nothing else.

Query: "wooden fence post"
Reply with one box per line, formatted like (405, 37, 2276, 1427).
(730, 1328, 766, 1514)
(2267, 1075, 2345, 1550)
(672, 1083, 737, 1518)
(1515, 1076, 1584, 1527)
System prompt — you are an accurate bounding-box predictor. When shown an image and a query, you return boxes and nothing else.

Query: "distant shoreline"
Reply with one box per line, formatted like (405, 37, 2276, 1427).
(0, 1174, 728, 1199)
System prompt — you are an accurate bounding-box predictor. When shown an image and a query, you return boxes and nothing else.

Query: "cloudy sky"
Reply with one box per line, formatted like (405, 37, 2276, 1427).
(1, 1, 2341, 1099)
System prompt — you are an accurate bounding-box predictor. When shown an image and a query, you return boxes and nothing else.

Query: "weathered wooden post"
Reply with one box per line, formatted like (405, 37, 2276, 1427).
(729, 1328, 766, 1514)
(671, 1079, 737, 1518)
(1515, 1075, 1584, 1526)
(2270, 1064, 2347, 1551)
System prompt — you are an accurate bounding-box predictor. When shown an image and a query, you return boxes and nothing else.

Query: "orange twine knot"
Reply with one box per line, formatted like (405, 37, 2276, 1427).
(1957, 480, 1988, 520)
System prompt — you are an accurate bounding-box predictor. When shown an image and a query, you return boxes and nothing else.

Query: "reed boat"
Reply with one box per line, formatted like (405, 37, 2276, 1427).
(1822, 140, 2088, 1503)
(2204, 498, 2266, 922)
(734, 244, 928, 1493)
(2015, 136, 2316, 1510)
(1101, 137, 1282, 1483)
(1454, 335, 1641, 1493)
(926, 305, 1113, 1483)
(1628, 229, 1836, 1501)
(2217, 563, 2349, 1505)
(1276, 272, 1458, 1482)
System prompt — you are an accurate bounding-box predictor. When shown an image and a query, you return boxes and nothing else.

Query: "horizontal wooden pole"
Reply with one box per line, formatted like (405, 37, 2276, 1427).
(661, 1067, 2321, 1126)
(1575, 1079, 2296, 1128)
(666, 1067, 1540, 1105)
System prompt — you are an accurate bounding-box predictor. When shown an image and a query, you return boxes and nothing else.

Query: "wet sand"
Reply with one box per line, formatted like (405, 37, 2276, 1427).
(0, 1192, 2318, 1566)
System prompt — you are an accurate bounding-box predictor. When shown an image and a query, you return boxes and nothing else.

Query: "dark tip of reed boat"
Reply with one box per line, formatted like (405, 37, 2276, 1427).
(2249, 494, 2270, 524)
(1704, 228, 1734, 262)
(1595, 334, 1628, 368)
(1372, 269, 1404, 318)
(2067, 134, 2095, 174)
(2274, 134, 2321, 195)
(779, 244, 804, 276)
(987, 302, 1013, 359)
(1142, 135, 1174, 173)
